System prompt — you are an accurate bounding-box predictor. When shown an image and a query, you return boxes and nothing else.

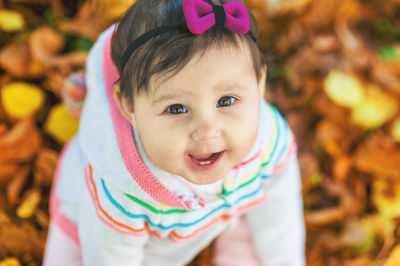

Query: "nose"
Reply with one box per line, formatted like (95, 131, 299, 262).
(191, 115, 222, 142)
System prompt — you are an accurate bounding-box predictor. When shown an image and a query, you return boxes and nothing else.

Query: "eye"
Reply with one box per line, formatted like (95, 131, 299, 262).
(217, 96, 236, 107)
(166, 104, 188, 115)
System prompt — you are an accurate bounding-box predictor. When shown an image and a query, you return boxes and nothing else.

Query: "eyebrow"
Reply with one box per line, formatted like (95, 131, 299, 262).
(151, 93, 182, 105)
(151, 83, 250, 105)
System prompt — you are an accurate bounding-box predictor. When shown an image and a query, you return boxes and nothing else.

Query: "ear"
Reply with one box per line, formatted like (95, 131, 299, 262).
(112, 82, 137, 128)
(258, 65, 267, 99)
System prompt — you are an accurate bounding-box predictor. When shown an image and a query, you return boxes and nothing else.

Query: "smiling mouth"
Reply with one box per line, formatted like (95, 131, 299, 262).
(185, 151, 225, 171)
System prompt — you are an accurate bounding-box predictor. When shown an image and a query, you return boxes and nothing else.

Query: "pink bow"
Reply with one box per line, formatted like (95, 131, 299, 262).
(182, 0, 250, 35)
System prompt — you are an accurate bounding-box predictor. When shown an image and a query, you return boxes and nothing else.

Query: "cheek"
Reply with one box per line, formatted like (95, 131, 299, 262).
(227, 105, 259, 149)
(138, 120, 187, 160)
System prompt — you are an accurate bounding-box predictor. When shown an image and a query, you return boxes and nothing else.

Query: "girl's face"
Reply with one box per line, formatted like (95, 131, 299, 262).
(115, 42, 266, 185)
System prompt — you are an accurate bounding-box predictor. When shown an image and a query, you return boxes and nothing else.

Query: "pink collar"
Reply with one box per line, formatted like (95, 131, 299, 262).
(102, 29, 191, 210)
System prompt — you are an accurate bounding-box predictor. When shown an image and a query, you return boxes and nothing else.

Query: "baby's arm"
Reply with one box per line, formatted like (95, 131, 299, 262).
(245, 153, 305, 266)
(77, 182, 149, 266)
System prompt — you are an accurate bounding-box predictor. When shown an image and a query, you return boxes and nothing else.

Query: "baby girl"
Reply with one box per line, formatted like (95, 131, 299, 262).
(43, 0, 305, 265)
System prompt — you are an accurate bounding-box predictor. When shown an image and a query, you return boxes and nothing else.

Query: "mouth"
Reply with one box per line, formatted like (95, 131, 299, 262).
(185, 151, 225, 171)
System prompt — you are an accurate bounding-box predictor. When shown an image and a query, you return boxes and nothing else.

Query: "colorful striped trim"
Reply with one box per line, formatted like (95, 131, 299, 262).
(169, 192, 267, 243)
(85, 162, 266, 241)
(49, 142, 81, 247)
(85, 164, 161, 238)
(232, 144, 262, 170)
(101, 177, 264, 230)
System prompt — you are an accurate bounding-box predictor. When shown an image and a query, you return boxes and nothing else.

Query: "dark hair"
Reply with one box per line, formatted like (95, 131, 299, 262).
(111, 0, 265, 105)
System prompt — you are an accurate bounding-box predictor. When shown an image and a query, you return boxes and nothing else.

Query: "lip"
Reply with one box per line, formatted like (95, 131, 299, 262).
(184, 151, 225, 172)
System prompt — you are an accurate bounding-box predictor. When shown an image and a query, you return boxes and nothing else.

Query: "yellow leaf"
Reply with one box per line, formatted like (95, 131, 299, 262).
(372, 179, 400, 218)
(103, 0, 137, 20)
(359, 214, 394, 253)
(392, 117, 400, 143)
(385, 245, 400, 266)
(1, 82, 45, 119)
(0, 9, 24, 32)
(351, 86, 398, 129)
(0, 257, 21, 266)
(16, 189, 41, 219)
(324, 70, 365, 108)
(45, 103, 79, 143)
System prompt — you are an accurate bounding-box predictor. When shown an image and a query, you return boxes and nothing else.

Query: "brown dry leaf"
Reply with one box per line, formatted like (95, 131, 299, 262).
(300, 0, 338, 28)
(28, 26, 87, 71)
(29, 27, 64, 63)
(339, 219, 368, 247)
(305, 206, 347, 226)
(0, 212, 46, 260)
(371, 60, 400, 96)
(333, 155, 353, 181)
(0, 123, 6, 136)
(343, 256, 372, 266)
(315, 119, 346, 157)
(305, 178, 355, 227)
(59, 0, 136, 40)
(312, 93, 350, 126)
(334, 0, 364, 51)
(0, 119, 41, 163)
(260, 0, 312, 15)
(6, 166, 30, 207)
(0, 162, 19, 185)
(0, 41, 30, 77)
(354, 132, 400, 179)
(34, 148, 58, 186)
(34, 208, 49, 229)
(298, 152, 320, 192)
(310, 34, 340, 53)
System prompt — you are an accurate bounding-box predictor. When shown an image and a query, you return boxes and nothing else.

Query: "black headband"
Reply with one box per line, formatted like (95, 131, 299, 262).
(119, 4, 256, 71)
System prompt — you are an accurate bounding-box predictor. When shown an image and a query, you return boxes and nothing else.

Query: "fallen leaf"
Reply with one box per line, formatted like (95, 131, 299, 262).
(339, 219, 368, 247)
(351, 86, 398, 129)
(0, 162, 19, 185)
(0, 119, 41, 163)
(333, 155, 353, 181)
(353, 132, 400, 179)
(361, 214, 395, 259)
(34, 148, 58, 186)
(16, 188, 41, 219)
(391, 117, 400, 142)
(29, 27, 88, 72)
(44, 103, 79, 143)
(323, 70, 365, 108)
(372, 179, 400, 219)
(0, 212, 46, 259)
(1, 82, 45, 119)
(6, 166, 30, 206)
(0, 257, 21, 266)
(59, 0, 136, 40)
(384, 244, 400, 266)
(315, 119, 346, 157)
(0, 42, 30, 77)
(0, 9, 24, 32)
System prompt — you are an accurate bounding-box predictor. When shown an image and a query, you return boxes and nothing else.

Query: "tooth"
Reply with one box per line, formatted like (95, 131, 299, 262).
(199, 160, 211, 165)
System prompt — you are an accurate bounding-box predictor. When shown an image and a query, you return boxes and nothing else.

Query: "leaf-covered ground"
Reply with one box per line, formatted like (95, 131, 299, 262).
(1, 0, 400, 265)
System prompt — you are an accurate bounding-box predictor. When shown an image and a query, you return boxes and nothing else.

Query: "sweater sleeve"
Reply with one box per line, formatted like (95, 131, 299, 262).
(77, 170, 149, 266)
(245, 107, 305, 266)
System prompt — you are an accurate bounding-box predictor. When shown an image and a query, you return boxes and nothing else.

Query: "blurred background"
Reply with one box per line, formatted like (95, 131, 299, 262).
(0, 0, 400, 265)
